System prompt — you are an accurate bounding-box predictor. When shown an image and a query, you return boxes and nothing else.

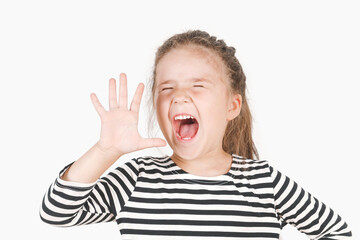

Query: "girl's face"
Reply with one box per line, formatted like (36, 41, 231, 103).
(154, 45, 241, 161)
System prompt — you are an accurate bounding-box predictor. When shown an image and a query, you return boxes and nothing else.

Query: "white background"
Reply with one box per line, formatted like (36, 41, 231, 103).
(0, 0, 358, 239)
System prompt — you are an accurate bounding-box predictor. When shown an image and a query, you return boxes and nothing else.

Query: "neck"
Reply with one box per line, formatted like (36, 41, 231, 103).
(170, 150, 232, 177)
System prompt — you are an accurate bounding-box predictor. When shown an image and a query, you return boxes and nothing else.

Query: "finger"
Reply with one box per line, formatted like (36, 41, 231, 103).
(109, 78, 118, 109)
(139, 138, 167, 150)
(119, 73, 128, 109)
(90, 93, 106, 116)
(130, 83, 144, 113)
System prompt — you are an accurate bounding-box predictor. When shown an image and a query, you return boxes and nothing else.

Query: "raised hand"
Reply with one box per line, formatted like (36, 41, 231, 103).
(90, 73, 167, 156)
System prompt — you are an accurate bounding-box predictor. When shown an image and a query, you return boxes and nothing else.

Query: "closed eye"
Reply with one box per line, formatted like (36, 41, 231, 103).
(161, 85, 203, 92)
(161, 87, 173, 91)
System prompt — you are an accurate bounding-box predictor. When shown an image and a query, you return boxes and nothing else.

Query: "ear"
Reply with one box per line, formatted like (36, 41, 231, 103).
(226, 93, 242, 121)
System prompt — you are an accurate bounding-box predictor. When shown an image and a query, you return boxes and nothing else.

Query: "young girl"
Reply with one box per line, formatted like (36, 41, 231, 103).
(40, 30, 352, 239)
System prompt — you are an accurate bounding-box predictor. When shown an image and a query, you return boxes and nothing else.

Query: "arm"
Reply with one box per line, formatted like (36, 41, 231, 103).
(40, 73, 165, 226)
(269, 166, 352, 239)
(60, 141, 123, 184)
(39, 155, 139, 227)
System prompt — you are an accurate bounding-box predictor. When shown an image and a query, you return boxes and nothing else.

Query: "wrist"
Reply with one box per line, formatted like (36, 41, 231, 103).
(95, 141, 123, 158)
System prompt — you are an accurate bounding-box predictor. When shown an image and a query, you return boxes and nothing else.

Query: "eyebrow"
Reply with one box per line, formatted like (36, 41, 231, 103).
(157, 78, 213, 86)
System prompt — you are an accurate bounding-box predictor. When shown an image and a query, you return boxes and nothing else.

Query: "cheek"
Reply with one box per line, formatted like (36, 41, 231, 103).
(202, 90, 227, 110)
(201, 91, 229, 125)
(155, 94, 167, 110)
(155, 95, 170, 123)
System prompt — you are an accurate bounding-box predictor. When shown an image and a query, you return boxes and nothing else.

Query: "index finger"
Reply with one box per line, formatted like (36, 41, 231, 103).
(129, 82, 144, 113)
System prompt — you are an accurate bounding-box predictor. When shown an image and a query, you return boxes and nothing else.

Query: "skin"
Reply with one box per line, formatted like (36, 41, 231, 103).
(154, 45, 242, 177)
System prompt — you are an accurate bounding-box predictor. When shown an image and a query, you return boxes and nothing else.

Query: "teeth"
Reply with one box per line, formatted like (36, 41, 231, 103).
(174, 115, 194, 120)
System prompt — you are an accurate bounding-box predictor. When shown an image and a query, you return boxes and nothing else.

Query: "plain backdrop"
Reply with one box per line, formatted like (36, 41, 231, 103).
(0, 0, 358, 239)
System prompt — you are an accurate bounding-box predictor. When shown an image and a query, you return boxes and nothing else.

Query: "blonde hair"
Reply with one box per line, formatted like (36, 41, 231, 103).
(146, 30, 259, 160)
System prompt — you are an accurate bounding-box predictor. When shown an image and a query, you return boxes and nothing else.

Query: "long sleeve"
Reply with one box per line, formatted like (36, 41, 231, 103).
(39, 158, 139, 227)
(269, 166, 352, 239)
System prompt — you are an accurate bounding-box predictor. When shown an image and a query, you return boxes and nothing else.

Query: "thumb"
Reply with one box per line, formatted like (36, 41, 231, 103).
(139, 138, 167, 150)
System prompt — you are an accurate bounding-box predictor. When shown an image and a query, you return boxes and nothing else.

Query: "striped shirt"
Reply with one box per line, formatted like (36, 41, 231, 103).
(40, 154, 352, 239)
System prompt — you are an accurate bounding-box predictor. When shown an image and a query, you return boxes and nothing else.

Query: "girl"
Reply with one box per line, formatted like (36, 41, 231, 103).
(40, 30, 352, 239)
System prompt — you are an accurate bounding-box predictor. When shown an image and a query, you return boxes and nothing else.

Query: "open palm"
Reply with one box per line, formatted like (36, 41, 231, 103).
(90, 73, 166, 156)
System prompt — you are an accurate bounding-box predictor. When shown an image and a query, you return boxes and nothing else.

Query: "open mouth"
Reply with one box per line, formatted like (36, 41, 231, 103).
(172, 114, 199, 141)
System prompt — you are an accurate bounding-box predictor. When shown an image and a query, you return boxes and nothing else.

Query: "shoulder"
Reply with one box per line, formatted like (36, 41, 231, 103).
(231, 153, 274, 180)
(232, 153, 271, 170)
(125, 155, 172, 171)
(231, 155, 285, 188)
(109, 155, 171, 181)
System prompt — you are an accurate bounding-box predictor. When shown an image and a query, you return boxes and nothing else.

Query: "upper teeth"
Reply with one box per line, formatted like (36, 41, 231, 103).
(175, 115, 194, 120)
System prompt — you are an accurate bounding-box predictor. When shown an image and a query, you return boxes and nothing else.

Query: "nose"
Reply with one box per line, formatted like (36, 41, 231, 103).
(172, 89, 191, 104)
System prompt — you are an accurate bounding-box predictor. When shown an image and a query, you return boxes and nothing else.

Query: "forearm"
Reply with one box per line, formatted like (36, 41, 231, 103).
(40, 161, 116, 227)
(61, 142, 122, 183)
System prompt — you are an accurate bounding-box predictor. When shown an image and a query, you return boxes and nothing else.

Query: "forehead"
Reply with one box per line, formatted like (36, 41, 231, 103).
(155, 45, 227, 84)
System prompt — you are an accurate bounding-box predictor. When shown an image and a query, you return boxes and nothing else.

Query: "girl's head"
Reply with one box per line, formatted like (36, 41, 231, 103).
(147, 30, 259, 160)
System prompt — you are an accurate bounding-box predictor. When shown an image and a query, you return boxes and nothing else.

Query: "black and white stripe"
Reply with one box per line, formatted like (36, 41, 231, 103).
(40, 154, 352, 239)
(270, 166, 351, 239)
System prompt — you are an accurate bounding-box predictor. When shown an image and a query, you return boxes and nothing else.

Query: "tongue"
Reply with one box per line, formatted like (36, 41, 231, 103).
(179, 123, 197, 139)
